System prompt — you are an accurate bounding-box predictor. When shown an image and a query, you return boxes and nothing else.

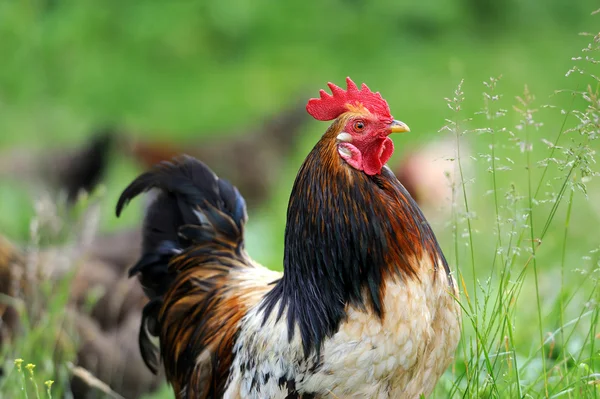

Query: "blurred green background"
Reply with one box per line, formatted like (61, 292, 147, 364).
(1, 0, 599, 398)
(0, 0, 597, 250)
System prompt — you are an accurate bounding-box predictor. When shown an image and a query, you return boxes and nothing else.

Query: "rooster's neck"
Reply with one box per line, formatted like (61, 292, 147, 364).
(261, 125, 449, 356)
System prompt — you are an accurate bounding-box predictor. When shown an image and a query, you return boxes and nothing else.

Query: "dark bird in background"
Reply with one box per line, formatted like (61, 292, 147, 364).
(0, 100, 307, 211)
(120, 100, 310, 209)
(117, 78, 461, 398)
(0, 127, 115, 204)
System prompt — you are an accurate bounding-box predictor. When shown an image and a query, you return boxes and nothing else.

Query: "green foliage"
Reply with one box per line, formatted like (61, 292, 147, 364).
(434, 30, 600, 397)
(0, 194, 105, 398)
(9, 359, 54, 399)
(0, 274, 75, 399)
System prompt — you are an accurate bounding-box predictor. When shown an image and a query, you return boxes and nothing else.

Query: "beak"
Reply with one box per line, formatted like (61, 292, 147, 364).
(389, 120, 410, 133)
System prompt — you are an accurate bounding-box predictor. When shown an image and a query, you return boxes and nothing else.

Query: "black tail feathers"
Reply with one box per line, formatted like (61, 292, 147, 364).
(116, 155, 248, 373)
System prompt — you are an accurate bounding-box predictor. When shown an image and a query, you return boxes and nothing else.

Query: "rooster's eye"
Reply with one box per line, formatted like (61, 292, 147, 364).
(353, 121, 365, 132)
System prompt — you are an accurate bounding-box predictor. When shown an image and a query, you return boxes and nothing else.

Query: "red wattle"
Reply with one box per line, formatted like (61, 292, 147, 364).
(363, 137, 394, 175)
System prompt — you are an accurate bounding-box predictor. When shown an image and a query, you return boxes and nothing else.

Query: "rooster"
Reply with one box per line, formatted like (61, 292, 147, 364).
(117, 78, 461, 398)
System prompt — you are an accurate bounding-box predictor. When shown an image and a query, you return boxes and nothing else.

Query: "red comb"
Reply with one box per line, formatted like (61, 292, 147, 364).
(306, 77, 392, 122)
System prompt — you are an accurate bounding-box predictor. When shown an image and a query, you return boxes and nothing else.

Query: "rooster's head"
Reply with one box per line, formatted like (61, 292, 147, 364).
(306, 77, 409, 176)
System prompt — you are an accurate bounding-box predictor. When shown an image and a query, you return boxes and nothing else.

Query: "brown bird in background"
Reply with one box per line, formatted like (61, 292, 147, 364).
(0, 236, 24, 348)
(121, 100, 310, 209)
(0, 230, 162, 399)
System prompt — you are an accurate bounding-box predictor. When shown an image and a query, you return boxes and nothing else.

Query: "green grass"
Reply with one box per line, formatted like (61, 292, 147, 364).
(431, 32, 600, 397)
(0, 1, 599, 398)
